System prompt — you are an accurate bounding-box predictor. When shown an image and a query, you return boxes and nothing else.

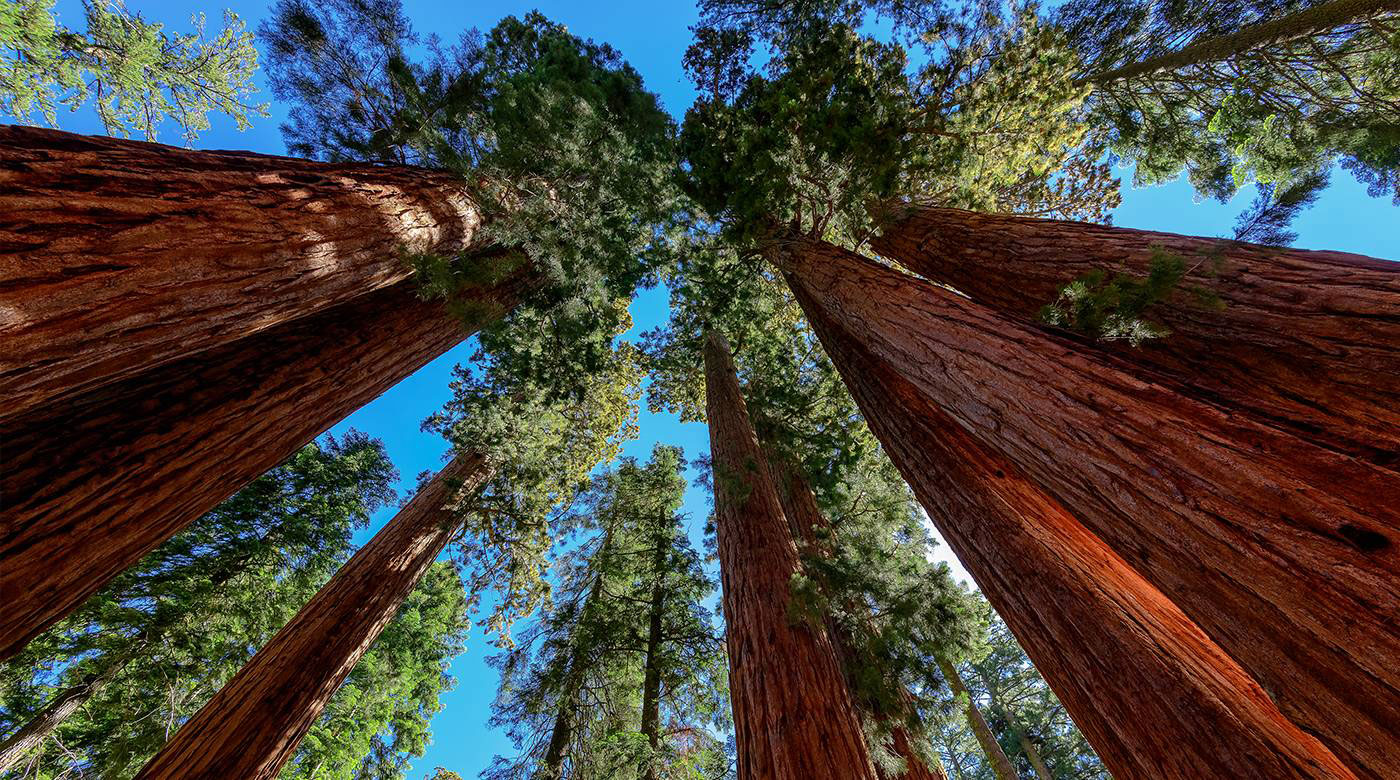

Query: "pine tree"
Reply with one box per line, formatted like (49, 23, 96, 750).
(483, 446, 727, 780)
(0, 0, 265, 141)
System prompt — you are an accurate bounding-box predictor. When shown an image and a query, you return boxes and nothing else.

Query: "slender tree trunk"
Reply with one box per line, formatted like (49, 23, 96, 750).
(935, 657, 1017, 780)
(0, 651, 129, 772)
(0, 125, 493, 421)
(785, 264, 1357, 779)
(763, 443, 946, 780)
(703, 331, 879, 780)
(639, 524, 668, 780)
(871, 206, 1400, 468)
(1077, 0, 1400, 85)
(780, 235, 1399, 778)
(1017, 732, 1053, 780)
(541, 553, 611, 780)
(0, 267, 536, 662)
(131, 453, 490, 780)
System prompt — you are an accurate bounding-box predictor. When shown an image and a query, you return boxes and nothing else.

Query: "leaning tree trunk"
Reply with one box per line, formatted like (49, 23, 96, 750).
(781, 236, 1398, 778)
(1017, 731, 1053, 780)
(0, 650, 130, 772)
(762, 442, 946, 780)
(703, 331, 880, 780)
(871, 206, 1400, 468)
(0, 125, 493, 421)
(0, 269, 535, 662)
(639, 525, 668, 780)
(1076, 0, 1400, 85)
(132, 453, 489, 780)
(934, 657, 1017, 780)
(785, 260, 1359, 779)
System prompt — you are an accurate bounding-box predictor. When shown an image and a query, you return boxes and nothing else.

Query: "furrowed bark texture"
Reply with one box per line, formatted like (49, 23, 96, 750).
(0, 125, 489, 421)
(1079, 0, 1400, 84)
(0, 270, 535, 661)
(782, 237, 1400, 778)
(872, 207, 1400, 468)
(703, 331, 879, 780)
(133, 453, 489, 780)
(790, 284, 1356, 779)
(762, 446, 945, 780)
(935, 657, 1018, 780)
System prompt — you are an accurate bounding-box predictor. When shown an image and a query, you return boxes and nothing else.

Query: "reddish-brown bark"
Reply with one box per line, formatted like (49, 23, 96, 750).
(871, 206, 1400, 468)
(780, 236, 1400, 778)
(0, 125, 489, 422)
(132, 453, 489, 780)
(703, 331, 879, 780)
(791, 284, 1356, 779)
(0, 269, 536, 661)
(762, 446, 945, 780)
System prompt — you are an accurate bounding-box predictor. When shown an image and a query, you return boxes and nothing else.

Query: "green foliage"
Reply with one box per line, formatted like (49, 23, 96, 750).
(483, 447, 729, 780)
(0, 434, 461, 779)
(680, 0, 1121, 252)
(1232, 169, 1330, 245)
(0, 0, 264, 141)
(1038, 247, 1196, 345)
(929, 599, 1109, 780)
(424, 311, 644, 644)
(1058, 0, 1400, 202)
(262, 1, 682, 386)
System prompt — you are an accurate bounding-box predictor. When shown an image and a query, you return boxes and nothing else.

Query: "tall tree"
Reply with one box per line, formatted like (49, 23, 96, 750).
(483, 447, 727, 780)
(0, 0, 265, 141)
(703, 330, 880, 780)
(780, 235, 1393, 777)
(870, 205, 1400, 467)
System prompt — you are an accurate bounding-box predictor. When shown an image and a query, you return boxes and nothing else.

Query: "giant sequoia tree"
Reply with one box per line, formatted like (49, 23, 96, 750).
(1, 0, 676, 661)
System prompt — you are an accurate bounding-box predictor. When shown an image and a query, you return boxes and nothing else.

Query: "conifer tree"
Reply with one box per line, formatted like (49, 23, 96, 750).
(483, 446, 728, 780)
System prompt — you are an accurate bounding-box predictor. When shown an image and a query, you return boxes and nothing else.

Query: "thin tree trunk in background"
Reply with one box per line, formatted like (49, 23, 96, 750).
(133, 453, 489, 780)
(781, 236, 1400, 778)
(639, 522, 668, 780)
(0, 125, 491, 421)
(0, 652, 129, 772)
(1078, 0, 1400, 85)
(979, 671, 1054, 780)
(935, 657, 1018, 780)
(1018, 731, 1053, 780)
(0, 268, 536, 662)
(762, 443, 946, 780)
(787, 267, 1358, 779)
(703, 331, 879, 780)
(540, 564, 608, 780)
(871, 206, 1400, 468)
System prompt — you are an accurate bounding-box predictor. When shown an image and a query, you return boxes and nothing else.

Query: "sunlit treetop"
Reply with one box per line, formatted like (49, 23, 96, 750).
(0, 0, 265, 142)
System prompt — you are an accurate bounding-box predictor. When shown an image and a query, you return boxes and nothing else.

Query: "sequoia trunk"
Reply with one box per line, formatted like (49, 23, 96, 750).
(1078, 0, 1400, 85)
(0, 269, 536, 661)
(132, 453, 489, 780)
(783, 236, 1399, 777)
(703, 331, 879, 780)
(871, 206, 1400, 468)
(0, 125, 497, 421)
(787, 264, 1358, 779)
(935, 657, 1017, 780)
(763, 444, 946, 780)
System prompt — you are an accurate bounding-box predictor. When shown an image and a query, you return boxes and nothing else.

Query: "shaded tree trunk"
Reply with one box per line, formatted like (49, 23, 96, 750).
(763, 443, 946, 780)
(935, 657, 1017, 780)
(871, 206, 1400, 468)
(540, 537, 613, 780)
(639, 523, 668, 780)
(0, 125, 492, 421)
(0, 651, 129, 772)
(132, 453, 490, 780)
(782, 235, 1400, 778)
(784, 259, 1358, 779)
(1078, 0, 1400, 85)
(979, 670, 1054, 780)
(1017, 732, 1053, 780)
(0, 269, 536, 662)
(703, 331, 879, 780)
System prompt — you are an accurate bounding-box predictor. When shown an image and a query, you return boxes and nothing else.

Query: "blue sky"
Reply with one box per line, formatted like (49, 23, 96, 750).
(32, 0, 1400, 776)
